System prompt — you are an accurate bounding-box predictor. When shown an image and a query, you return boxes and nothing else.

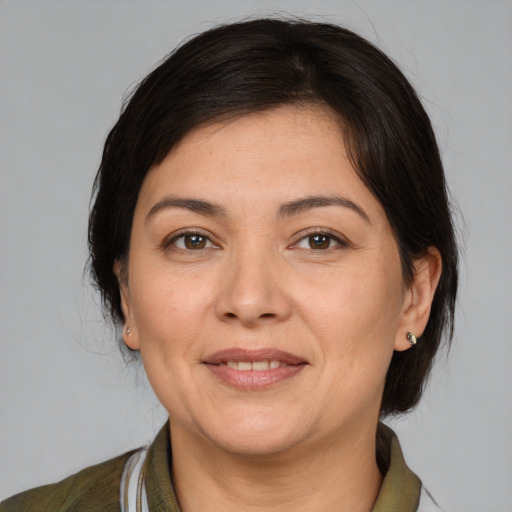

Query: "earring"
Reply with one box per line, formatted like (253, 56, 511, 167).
(406, 331, 417, 346)
(126, 327, 132, 335)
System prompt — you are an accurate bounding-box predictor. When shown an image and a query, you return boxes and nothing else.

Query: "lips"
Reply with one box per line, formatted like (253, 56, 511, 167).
(203, 348, 307, 390)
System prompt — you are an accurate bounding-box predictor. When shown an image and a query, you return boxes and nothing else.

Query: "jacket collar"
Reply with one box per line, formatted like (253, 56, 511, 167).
(143, 422, 421, 511)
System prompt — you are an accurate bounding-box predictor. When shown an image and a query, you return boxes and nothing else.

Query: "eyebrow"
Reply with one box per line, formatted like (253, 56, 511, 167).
(146, 194, 370, 224)
(146, 197, 227, 221)
(277, 195, 370, 223)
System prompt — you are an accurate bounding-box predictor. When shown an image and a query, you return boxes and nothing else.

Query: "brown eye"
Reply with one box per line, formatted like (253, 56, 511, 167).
(293, 231, 346, 251)
(183, 234, 207, 249)
(308, 234, 331, 249)
(170, 232, 217, 251)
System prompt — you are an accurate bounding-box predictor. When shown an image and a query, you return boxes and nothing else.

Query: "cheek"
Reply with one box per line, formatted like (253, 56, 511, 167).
(300, 263, 402, 334)
(294, 253, 404, 378)
(130, 267, 214, 354)
(128, 270, 214, 409)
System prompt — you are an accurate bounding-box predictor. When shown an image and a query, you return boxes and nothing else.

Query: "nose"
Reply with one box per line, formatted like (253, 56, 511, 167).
(215, 246, 292, 327)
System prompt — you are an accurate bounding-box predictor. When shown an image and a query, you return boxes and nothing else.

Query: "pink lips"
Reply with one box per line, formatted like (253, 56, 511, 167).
(203, 348, 307, 390)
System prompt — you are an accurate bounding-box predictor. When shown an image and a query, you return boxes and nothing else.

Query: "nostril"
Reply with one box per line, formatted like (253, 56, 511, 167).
(223, 311, 276, 321)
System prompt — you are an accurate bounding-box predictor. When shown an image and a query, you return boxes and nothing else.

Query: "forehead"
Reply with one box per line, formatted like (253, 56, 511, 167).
(136, 105, 384, 223)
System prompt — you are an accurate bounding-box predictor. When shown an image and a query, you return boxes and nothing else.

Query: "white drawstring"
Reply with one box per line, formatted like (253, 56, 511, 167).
(120, 447, 150, 512)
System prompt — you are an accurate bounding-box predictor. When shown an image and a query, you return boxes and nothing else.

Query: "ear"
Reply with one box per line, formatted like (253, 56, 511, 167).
(395, 247, 442, 352)
(113, 260, 140, 351)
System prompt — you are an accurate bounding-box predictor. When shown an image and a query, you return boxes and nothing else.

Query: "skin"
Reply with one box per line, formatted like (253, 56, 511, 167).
(117, 105, 441, 511)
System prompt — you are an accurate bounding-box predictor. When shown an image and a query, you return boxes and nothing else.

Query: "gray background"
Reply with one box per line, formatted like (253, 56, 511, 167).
(1, 1, 511, 510)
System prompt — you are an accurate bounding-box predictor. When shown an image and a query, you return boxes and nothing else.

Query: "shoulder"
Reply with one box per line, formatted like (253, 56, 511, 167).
(0, 450, 134, 512)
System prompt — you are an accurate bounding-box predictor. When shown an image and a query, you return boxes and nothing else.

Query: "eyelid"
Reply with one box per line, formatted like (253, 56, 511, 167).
(290, 228, 349, 249)
(162, 228, 220, 250)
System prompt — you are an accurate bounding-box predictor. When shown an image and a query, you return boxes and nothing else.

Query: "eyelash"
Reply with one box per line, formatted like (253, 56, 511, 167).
(163, 230, 219, 252)
(292, 230, 348, 251)
(162, 229, 348, 253)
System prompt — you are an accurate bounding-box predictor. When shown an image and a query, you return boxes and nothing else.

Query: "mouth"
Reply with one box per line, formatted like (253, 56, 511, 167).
(203, 348, 307, 390)
(220, 360, 286, 370)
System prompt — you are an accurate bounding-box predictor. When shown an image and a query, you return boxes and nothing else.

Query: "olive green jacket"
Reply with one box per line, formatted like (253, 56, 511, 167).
(1, 423, 433, 512)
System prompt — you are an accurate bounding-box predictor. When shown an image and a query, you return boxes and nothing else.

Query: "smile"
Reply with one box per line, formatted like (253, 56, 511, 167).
(204, 349, 307, 389)
(221, 360, 284, 370)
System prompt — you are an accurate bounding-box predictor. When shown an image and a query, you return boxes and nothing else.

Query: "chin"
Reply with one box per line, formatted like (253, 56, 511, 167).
(212, 431, 306, 458)
(195, 411, 311, 458)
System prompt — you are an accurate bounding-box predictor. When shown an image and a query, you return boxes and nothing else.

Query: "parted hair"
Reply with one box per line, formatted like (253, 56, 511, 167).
(88, 18, 458, 415)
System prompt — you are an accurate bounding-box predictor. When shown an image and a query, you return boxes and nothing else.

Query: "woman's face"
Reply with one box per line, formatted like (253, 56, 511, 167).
(119, 106, 418, 456)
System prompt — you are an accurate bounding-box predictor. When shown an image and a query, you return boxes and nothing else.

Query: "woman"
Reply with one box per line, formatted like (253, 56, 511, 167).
(1, 18, 458, 512)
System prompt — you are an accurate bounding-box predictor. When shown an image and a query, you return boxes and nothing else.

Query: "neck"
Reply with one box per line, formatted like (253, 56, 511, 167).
(169, 421, 383, 512)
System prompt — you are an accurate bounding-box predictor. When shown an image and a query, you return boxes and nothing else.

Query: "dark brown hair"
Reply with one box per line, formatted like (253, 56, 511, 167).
(88, 18, 458, 415)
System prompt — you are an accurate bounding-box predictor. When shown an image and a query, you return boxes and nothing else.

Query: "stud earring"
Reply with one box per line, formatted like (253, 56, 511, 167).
(406, 331, 417, 346)
(126, 327, 132, 335)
